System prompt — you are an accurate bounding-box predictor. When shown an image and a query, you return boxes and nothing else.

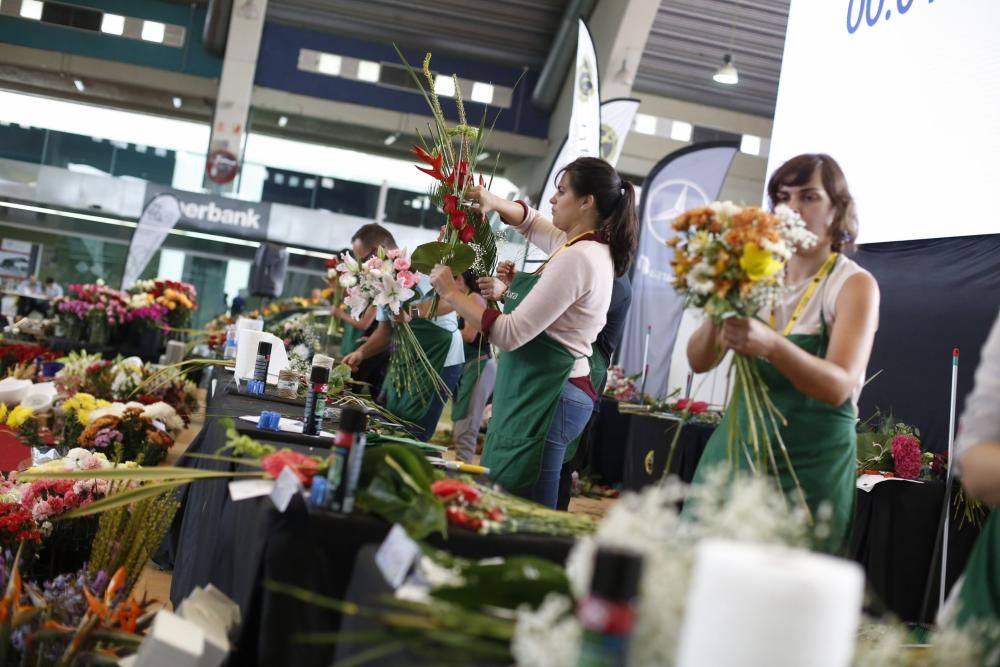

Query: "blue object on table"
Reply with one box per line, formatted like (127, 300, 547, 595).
(41, 361, 64, 378)
(309, 477, 328, 506)
(267, 412, 281, 431)
(247, 380, 267, 396)
(257, 412, 270, 429)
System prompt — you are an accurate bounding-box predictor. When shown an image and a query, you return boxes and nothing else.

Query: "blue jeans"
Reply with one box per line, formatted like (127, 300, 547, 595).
(532, 381, 594, 508)
(413, 363, 464, 442)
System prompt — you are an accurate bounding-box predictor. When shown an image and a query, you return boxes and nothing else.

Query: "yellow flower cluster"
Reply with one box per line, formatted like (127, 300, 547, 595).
(157, 288, 195, 312)
(61, 392, 112, 425)
(6, 405, 33, 428)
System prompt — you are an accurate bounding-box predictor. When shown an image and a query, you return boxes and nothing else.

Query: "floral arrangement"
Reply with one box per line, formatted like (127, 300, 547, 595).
(668, 202, 816, 512)
(399, 50, 500, 288)
(604, 365, 639, 402)
(336, 247, 450, 410)
(75, 409, 173, 465)
(0, 504, 40, 548)
(0, 345, 59, 378)
(265, 312, 323, 371)
(128, 279, 198, 332)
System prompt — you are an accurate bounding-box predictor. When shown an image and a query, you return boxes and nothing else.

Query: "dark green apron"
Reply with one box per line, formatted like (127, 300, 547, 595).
(384, 318, 454, 423)
(451, 337, 490, 422)
(563, 349, 607, 461)
(956, 512, 1000, 630)
(481, 271, 578, 499)
(340, 319, 365, 355)
(690, 314, 857, 554)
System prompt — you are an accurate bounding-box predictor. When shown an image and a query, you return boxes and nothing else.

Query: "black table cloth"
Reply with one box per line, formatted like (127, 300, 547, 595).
(622, 412, 715, 489)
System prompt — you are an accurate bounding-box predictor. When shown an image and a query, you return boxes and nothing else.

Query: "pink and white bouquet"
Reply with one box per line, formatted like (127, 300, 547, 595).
(604, 366, 639, 402)
(335, 246, 449, 419)
(336, 247, 421, 318)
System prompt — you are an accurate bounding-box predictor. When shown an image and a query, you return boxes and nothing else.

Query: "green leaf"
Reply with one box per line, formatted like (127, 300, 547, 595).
(410, 242, 476, 274)
(19, 466, 262, 482)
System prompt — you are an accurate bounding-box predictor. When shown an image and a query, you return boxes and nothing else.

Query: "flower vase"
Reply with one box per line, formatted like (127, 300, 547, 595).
(87, 317, 110, 346)
(61, 317, 83, 343)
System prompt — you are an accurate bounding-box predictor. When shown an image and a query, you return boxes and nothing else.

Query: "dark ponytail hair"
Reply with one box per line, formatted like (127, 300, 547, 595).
(557, 157, 638, 276)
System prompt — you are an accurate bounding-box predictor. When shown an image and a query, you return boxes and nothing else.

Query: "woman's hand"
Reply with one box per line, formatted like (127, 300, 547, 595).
(466, 185, 499, 215)
(429, 265, 460, 300)
(477, 276, 508, 300)
(495, 260, 516, 286)
(343, 350, 363, 371)
(721, 317, 780, 358)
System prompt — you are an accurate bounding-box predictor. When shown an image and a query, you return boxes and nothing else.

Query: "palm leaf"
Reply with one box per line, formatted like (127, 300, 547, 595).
(18, 466, 262, 482)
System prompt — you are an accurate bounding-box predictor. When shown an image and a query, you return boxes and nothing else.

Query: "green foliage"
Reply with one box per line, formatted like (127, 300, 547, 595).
(431, 556, 571, 612)
(356, 445, 445, 540)
(410, 242, 477, 274)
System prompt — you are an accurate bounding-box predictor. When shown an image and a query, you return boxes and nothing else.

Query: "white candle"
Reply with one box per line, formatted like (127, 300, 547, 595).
(676, 539, 864, 667)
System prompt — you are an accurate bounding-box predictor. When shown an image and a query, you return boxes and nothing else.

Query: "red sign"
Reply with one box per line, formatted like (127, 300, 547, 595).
(206, 149, 240, 184)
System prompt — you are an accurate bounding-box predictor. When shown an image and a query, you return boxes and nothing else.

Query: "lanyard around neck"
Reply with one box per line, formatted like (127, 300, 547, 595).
(534, 230, 598, 275)
(770, 252, 839, 336)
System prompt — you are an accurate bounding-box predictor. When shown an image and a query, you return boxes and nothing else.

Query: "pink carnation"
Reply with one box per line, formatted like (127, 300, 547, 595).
(386, 248, 402, 260)
(393, 257, 411, 272)
(63, 491, 80, 507)
(365, 257, 384, 270)
(32, 500, 52, 522)
(891, 434, 922, 480)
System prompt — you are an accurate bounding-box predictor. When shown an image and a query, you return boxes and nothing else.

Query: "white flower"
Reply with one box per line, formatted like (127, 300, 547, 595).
(774, 204, 818, 250)
(373, 273, 414, 315)
(760, 237, 792, 261)
(344, 287, 370, 319)
(512, 594, 580, 667)
(338, 274, 357, 289)
(709, 200, 742, 219)
(141, 402, 185, 432)
(685, 261, 715, 296)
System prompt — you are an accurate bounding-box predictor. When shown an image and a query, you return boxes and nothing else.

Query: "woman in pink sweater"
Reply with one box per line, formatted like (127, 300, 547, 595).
(430, 157, 638, 507)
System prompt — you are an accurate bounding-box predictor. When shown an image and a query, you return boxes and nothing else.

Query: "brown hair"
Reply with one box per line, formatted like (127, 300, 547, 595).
(558, 157, 638, 276)
(351, 223, 398, 255)
(766, 153, 858, 253)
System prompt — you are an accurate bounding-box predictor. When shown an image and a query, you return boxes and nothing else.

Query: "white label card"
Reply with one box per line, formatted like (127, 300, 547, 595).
(375, 524, 421, 590)
(270, 467, 303, 512)
(229, 479, 275, 502)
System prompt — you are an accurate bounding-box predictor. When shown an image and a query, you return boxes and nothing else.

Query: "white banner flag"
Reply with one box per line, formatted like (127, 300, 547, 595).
(537, 19, 601, 222)
(599, 98, 640, 168)
(121, 193, 182, 289)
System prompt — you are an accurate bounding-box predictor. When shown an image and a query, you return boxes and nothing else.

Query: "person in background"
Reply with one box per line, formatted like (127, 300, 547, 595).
(451, 270, 498, 464)
(557, 273, 633, 509)
(230, 289, 247, 317)
(332, 244, 384, 396)
(43, 277, 63, 300)
(950, 309, 1000, 629)
(431, 157, 639, 507)
(16, 274, 45, 317)
(342, 224, 464, 441)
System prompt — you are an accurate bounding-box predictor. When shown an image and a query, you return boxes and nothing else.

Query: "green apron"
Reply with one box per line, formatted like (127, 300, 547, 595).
(563, 349, 608, 461)
(956, 512, 1000, 630)
(690, 314, 857, 554)
(340, 320, 365, 355)
(384, 318, 454, 423)
(451, 338, 490, 422)
(481, 271, 579, 499)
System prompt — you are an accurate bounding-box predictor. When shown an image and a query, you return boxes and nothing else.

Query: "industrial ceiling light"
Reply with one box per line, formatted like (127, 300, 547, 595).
(172, 96, 182, 109)
(277, 115, 288, 128)
(73, 79, 85, 92)
(713, 54, 738, 85)
(384, 132, 400, 146)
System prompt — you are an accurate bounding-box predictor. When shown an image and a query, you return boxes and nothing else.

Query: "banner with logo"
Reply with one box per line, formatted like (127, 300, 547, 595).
(599, 98, 640, 168)
(167, 188, 271, 239)
(618, 142, 739, 399)
(537, 19, 601, 222)
(121, 193, 182, 289)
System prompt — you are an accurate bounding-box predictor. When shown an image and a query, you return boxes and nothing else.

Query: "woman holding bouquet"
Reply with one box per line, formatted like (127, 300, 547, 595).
(430, 157, 638, 508)
(343, 224, 464, 441)
(686, 153, 880, 553)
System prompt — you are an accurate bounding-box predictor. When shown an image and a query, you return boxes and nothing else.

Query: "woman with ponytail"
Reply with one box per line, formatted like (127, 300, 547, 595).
(430, 157, 638, 507)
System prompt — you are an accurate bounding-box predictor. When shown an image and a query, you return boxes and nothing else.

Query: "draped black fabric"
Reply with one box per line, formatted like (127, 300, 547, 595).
(853, 234, 1000, 451)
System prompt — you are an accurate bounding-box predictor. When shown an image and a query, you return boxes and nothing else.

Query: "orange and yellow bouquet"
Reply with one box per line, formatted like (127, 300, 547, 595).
(666, 202, 816, 517)
(669, 202, 815, 318)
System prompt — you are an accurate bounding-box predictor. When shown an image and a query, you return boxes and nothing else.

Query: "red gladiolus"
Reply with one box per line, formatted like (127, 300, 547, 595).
(412, 145, 447, 182)
(431, 479, 481, 503)
(446, 506, 483, 531)
(675, 398, 709, 414)
(459, 224, 475, 243)
(325, 257, 339, 269)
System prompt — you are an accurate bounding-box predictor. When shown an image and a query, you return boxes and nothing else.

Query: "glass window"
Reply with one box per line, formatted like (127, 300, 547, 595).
(0, 124, 46, 164)
(42, 133, 114, 174)
(262, 167, 316, 209)
(313, 179, 379, 218)
(383, 188, 438, 229)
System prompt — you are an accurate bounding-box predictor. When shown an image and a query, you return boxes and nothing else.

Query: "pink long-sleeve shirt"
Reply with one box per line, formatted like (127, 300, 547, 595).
(483, 206, 614, 379)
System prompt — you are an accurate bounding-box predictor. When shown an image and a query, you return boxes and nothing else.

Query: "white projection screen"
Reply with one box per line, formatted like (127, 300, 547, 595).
(766, 0, 1000, 244)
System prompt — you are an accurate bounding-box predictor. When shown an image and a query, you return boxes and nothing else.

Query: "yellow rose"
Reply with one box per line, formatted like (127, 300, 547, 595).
(739, 243, 782, 281)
